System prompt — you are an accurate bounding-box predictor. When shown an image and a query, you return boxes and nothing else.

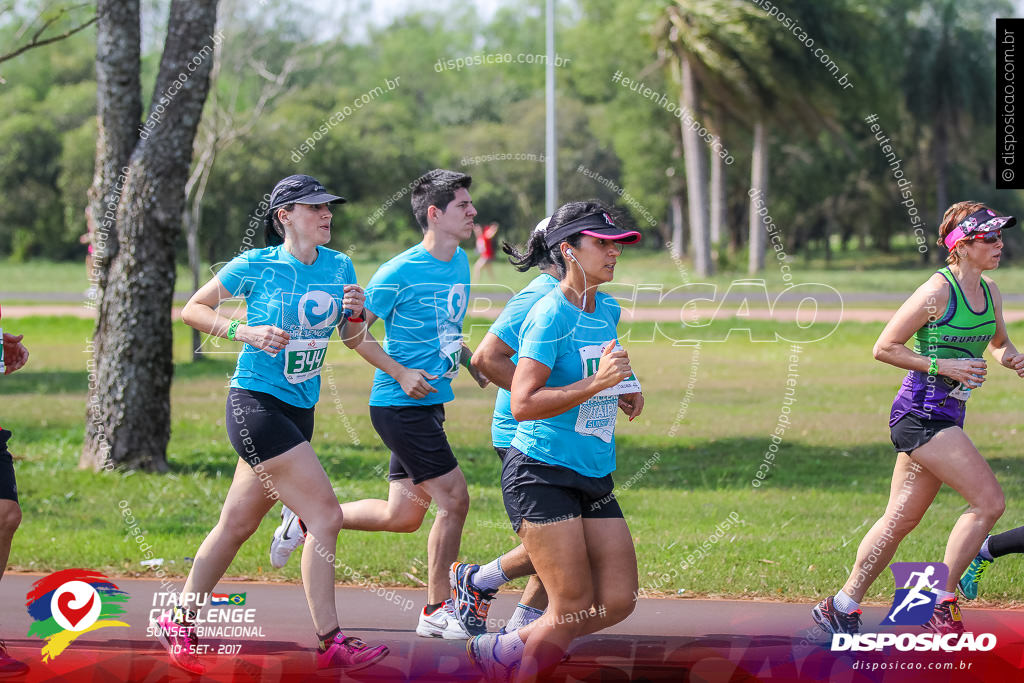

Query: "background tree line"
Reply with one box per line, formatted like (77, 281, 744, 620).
(0, 0, 1018, 272)
(1, 0, 1021, 471)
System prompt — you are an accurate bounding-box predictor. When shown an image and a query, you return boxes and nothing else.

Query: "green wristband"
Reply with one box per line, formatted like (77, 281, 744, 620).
(227, 319, 241, 341)
(927, 356, 939, 376)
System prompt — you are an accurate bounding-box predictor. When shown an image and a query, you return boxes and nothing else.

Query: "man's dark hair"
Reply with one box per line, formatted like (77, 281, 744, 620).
(411, 169, 472, 231)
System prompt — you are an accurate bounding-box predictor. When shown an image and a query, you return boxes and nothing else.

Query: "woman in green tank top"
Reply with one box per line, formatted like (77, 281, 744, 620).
(812, 202, 1024, 638)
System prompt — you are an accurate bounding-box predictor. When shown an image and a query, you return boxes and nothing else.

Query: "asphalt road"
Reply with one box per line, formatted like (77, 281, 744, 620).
(1, 574, 1023, 682)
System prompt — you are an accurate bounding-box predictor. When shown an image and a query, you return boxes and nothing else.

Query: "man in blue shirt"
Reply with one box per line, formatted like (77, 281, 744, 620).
(341, 169, 488, 639)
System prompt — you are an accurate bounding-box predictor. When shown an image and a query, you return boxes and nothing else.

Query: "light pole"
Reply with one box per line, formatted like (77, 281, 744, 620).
(545, 0, 557, 215)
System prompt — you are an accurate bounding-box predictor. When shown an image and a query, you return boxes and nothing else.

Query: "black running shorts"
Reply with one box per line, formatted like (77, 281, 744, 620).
(501, 446, 622, 533)
(494, 446, 510, 462)
(369, 404, 458, 485)
(890, 413, 958, 454)
(0, 429, 17, 503)
(226, 388, 315, 468)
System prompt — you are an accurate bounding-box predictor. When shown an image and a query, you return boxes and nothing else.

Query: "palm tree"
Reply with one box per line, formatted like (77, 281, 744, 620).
(902, 0, 1005, 253)
(663, 0, 831, 274)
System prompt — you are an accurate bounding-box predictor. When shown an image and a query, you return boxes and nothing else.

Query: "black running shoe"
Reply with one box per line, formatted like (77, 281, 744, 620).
(811, 596, 862, 635)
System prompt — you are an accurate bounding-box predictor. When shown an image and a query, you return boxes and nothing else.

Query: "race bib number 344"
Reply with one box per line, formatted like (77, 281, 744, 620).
(283, 338, 328, 384)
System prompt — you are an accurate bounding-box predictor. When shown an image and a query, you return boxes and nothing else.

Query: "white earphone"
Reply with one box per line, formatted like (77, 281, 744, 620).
(563, 246, 586, 310)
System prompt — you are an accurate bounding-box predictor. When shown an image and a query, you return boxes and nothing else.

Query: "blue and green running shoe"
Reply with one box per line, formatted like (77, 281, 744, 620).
(958, 554, 993, 600)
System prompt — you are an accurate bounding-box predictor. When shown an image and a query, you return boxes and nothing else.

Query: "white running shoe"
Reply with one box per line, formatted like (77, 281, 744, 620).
(416, 600, 471, 640)
(467, 632, 518, 682)
(269, 505, 305, 568)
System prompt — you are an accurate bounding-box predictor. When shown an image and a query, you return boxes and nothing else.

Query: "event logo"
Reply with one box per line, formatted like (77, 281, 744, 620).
(25, 569, 129, 661)
(884, 562, 947, 626)
(298, 290, 338, 330)
(447, 283, 468, 322)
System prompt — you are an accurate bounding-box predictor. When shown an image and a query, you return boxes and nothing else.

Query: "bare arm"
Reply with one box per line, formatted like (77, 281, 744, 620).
(460, 342, 490, 387)
(471, 332, 516, 390)
(510, 341, 632, 422)
(181, 276, 289, 354)
(872, 274, 985, 387)
(347, 308, 438, 399)
(985, 279, 1024, 376)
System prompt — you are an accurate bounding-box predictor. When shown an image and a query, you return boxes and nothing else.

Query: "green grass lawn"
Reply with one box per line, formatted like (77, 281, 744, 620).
(5, 251, 1024, 306)
(3, 314, 1024, 607)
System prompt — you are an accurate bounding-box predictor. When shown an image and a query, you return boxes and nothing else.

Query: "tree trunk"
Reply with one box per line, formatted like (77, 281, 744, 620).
(709, 141, 725, 267)
(679, 55, 711, 276)
(670, 191, 685, 258)
(185, 153, 215, 361)
(933, 121, 949, 266)
(82, 0, 219, 472)
(748, 120, 768, 274)
(186, 202, 203, 361)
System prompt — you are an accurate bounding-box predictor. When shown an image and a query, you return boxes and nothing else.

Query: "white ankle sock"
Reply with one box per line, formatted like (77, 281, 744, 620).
(506, 603, 544, 631)
(495, 629, 525, 663)
(472, 558, 509, 592)
(833, 591, 860, 614)
(979, 536, 994, 561)
(933, 588, 955, 603)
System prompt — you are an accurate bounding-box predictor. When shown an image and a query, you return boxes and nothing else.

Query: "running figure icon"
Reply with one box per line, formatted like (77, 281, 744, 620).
(887, 566, 939, 622)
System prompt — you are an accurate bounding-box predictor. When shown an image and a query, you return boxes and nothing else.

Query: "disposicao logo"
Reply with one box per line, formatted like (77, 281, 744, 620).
(884, 562, 947, 626)
(831, 562, 997, 653)
(25, 569, 130, 661)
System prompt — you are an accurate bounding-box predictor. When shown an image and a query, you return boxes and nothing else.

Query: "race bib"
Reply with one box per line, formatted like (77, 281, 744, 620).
(948, 382, 973, 401)
(579, 342, 642, 397)
(440, 337, 462, 380)
(941, 362, 978, 402)
(575, 394, 618, 442)
(283, 338, 328, 384)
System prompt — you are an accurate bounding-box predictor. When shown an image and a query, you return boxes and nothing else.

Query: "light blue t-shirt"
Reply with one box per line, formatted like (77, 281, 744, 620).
(489, 274, 559, 448)
(510, 288, 623, 477)
(217, 245, 357, 409)
(365, 243, 471, 407)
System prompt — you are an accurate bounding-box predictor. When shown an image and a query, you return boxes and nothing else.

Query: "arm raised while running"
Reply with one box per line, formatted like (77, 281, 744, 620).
(984, 278, 1024, 377)
(181, 276, 290, 354)
(344, 309, 438, 399)
(511, 340, 632, 422)
(872, 273, 985, 387)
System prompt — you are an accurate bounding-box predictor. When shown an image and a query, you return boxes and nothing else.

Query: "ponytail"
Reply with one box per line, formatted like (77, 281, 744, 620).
(504, 200, 626, 279)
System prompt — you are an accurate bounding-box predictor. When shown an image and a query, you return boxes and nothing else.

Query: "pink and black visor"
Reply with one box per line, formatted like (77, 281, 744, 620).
(543, 211, 642, 248)
(943, 209, 1016, 250)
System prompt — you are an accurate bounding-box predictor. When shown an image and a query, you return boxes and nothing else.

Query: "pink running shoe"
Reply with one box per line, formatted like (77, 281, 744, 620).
(0, 639, 29, 677)
(152, 609, 205, 675)
(316, 632, 389, 672)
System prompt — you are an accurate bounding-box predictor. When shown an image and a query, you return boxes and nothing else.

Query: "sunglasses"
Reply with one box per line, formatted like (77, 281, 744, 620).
(965, 230, 1003, 244)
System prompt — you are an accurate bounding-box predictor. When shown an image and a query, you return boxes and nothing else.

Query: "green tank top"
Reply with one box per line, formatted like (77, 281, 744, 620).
(914, 267, 995, 360)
